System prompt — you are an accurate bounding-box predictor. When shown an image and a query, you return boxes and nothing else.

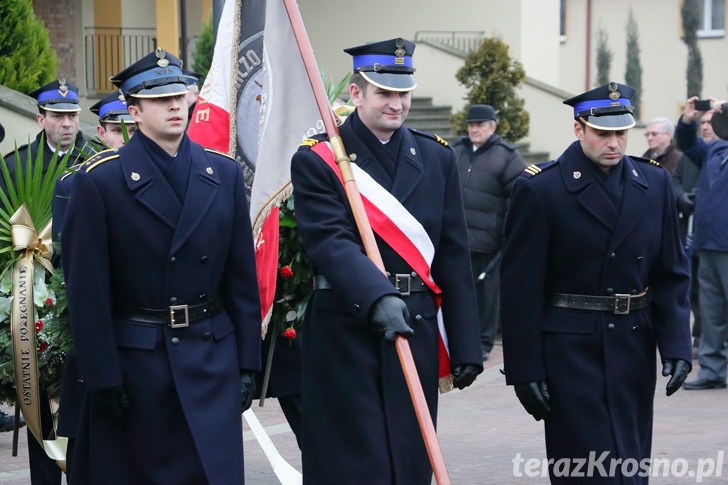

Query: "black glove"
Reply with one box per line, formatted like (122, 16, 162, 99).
(240, 371, 257, 412)
(92, 386, 130, 429)
(677, 192, 696, 213)
(662, 358, 692, 396)
(514, 381, 550, 421)
(452, 363, 483, 390)
(369, 295, 413, 342)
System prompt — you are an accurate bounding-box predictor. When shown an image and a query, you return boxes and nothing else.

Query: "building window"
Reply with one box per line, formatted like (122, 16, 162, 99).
(698, 0, 725, 38)
(560, 0, 567, 43)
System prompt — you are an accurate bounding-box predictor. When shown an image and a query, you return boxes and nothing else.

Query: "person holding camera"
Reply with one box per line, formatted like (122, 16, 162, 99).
(676, 97, 728, 390)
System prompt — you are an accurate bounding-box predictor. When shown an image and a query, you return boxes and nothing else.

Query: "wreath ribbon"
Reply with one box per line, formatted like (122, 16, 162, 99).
(9, 204, 67, 468)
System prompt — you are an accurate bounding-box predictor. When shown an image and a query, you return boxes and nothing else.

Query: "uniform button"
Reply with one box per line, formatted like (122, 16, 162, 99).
(171, 337, 180, 345)
(609, 252, 616, 259)
(169, 297, 178, 304)
(414, 314, 423, 321)
(170, 256, 177, 264)
(200, 256, 209, 263)
(606, 288, 614, 295)
(202, 332, 212, 341)
(411, 271, 417, 277)
(199, 293, 208, 300)
(607, 323, 615, 331)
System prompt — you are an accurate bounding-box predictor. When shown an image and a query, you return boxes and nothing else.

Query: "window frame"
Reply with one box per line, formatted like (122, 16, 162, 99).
(697, 0, 725, 39)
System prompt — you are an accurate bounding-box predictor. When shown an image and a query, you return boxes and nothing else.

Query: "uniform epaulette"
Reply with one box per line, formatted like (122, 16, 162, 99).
(85, 150, 120, 173)
(524, 164, 542, 177)
(299, 138, 319, 148)
(204, 147, 236, 161)
(632, 155, 663, 168)
(410, 129, 450, 147)
(59, 167, 79, 182)
(434, 134, 449, 147)
(521, 160, 557, 178)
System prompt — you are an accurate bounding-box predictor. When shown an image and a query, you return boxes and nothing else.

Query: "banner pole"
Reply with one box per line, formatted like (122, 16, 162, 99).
(280, 1, 450, 482)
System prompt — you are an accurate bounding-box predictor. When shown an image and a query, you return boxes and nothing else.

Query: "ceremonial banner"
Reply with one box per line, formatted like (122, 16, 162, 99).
(189, 0, 322, 331)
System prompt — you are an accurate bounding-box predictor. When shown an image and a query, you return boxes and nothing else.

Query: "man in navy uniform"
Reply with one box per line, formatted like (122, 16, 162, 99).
(290, 38, 483, 484)
(2, 79, 90, 175)
(501, 82, 692, 483)
(61, 48, 261, 484)
(50, 90, 138, 480)
(89, 91, 138, 149)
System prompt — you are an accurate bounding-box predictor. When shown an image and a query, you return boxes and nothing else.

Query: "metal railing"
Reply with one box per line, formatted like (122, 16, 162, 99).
(414, 31, 486, 54)
(84, 27, 157, 94)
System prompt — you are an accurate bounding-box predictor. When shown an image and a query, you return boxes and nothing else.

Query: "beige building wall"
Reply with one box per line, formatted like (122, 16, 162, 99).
(562, 0, 728, 155)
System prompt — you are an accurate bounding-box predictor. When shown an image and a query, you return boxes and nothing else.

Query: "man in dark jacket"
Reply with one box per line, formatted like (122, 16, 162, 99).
(641, 117, 681, 174)
(501, 82, 691, 483)
(452, 104, 526, 361)
(62, 49, 261, 483)
(2, 79, 90, 179)
(291, 37, 482, 484)
(1, 79, 91, 485)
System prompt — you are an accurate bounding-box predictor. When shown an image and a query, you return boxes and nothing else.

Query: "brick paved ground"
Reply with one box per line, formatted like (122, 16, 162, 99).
(1, 344, 726, 484)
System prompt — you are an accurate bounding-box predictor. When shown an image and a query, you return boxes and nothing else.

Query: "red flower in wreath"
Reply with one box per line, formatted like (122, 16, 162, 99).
(38, 341, 48, 353)
(35, 320, 43, 333)
(282, 327, 297, 340)
(280, 265, 294, 279)
(44, 297, 54, 308)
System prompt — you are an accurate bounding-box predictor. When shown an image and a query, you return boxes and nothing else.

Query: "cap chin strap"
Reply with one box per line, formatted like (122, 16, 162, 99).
(355, 64, 415, 75)
(575, 104, 633, 118)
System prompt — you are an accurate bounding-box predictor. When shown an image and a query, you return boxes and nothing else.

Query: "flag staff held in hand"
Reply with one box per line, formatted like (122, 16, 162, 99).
(281, 0, 451, 482)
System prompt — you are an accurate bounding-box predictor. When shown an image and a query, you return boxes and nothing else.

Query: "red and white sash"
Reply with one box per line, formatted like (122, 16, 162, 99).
(311, 142, 453, 391)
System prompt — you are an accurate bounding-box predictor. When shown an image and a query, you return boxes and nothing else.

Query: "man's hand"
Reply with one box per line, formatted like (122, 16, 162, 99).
(369, 295, 413, 342)
(92, 386, 131, 429)
(452, 363, 483, 390)
(514, 381, 550, 421)
(663, 359, 691, 396)
(677, 192, 696, 213)
(240, 371, 257, 412)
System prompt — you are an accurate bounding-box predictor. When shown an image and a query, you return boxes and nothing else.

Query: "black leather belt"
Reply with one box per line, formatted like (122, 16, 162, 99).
(544, 290, 650, 315)
(115, 296, 224, 328)
(313, 273, 429, 296)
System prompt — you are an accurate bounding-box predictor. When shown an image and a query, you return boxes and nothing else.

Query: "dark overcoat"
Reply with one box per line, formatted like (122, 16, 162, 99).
(290, 112, 482, 485)
(2, 130, 91, 176)
(61, 132, 261, 484)
(501, 141, 691, 484)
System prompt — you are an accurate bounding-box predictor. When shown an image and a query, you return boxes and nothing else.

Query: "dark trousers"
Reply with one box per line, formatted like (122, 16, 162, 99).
(690, 252, 701, 342)
(470, 252, 500, 354)
(278, 393, 302, 450)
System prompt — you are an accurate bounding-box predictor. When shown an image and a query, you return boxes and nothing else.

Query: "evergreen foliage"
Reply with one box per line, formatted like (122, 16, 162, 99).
(624, 9, 642, 119)
(192, 19, 214, 80)
(451, 36, 529, 142)
(0, 0, 58, 93)
(681, 0, 703, 97)
(595, 27, 612, 86)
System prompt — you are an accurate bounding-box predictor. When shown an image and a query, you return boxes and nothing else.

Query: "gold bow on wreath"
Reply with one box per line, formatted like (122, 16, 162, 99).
(9, 204, 67, 469)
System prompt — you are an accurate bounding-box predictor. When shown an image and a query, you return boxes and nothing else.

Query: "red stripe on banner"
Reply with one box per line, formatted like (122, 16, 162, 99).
(311, 142, 451, 377)
(187, 98, 231, 153)
(255, 208, 280, 323)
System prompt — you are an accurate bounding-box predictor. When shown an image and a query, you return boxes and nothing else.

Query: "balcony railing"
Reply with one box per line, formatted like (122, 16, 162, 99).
(84, 27, 156, 94)
(414, 31, 486, 55)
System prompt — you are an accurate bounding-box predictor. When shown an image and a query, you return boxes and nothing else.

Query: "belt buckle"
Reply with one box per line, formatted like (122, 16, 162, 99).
(613, 294, 631, 315)
(394, 274, 411, 296)
(169, 304, 190, 328)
